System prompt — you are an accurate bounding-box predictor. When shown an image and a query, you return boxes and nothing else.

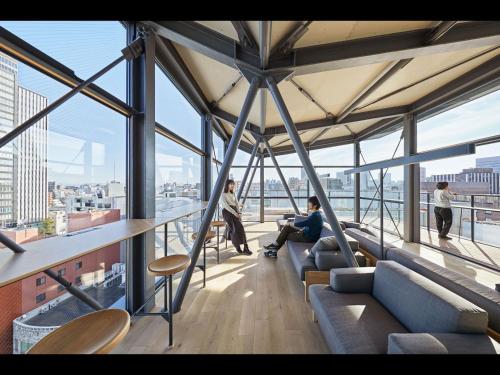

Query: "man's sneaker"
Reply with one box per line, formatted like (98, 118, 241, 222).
(264, 249, 278, 258)
(264, 243, 279, 250)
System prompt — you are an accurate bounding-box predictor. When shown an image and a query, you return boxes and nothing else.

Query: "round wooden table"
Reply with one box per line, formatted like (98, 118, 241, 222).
(27, 309, 130, 354)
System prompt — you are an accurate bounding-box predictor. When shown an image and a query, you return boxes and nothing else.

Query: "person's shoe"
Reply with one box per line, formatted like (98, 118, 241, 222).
(235, 246, 244, 254)
(242, 248, 253, 256)
(439, 235, 453, 240)
(264, 243, 279, 250)
(264, 249, 278, 258)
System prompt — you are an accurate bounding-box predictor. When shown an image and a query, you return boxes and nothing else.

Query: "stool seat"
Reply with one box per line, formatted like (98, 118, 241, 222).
(27, 309, 130, 354)
(192, 230, 217, 241)
(148, 254, 191, 276)
(211, 220, 226, 227)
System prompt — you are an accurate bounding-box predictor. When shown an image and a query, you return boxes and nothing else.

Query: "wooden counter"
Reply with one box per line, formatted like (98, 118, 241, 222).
(0, 201, 207, 288)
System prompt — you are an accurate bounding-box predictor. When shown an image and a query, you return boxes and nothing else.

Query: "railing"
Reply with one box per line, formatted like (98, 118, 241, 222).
(359, 191, 500, 249)
(420, 192, 500, 248)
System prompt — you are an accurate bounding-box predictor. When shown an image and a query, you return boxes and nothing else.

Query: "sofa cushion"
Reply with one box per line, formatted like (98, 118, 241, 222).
(315, 251, 366, 271)
(340, 221, 361, 229)
(330, 267, 375, 293)
(286, 240, 316, 281)
(320, 223, 335, 238)
(386, 247, 500, 334)
(373, 261, 489, 334)
(307, 235, 359, 259)
(388, 333, 448, 354)
(309, 284, 408, 353)
(344, 228, 397, 259)
(388, 333, 500, 354)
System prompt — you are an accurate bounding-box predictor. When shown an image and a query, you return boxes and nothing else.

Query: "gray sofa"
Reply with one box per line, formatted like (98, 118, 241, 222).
(286, 222, 366, 281)
(309, 260, 500, 354)
(344, 227, 500, 338)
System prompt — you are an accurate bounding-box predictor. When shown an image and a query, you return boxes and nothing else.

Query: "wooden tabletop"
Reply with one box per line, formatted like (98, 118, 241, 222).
(0, 201, 207, 288)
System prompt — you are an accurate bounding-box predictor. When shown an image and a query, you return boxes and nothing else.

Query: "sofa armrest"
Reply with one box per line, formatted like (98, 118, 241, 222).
(330, 267, 375, 293)
(388, 334, 448, 354)
(304, 271, 330, 302)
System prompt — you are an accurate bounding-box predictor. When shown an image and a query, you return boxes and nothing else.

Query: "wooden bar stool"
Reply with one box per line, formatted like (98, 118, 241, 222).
(191, 230, 216, 286)
(27, 309, 130, 354)
(211, 220, 226, 263)
(148, 254, 191, 347)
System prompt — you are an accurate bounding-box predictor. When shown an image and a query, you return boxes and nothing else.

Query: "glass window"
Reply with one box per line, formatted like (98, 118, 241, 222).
(75, 276, 82, 285)
(232, 148, 251, 167)
(360, 128, 404, 164)
(418, 89, 500, 152)
(212, 131, 224, 162)
(0, 21, 126, 101)
(35, 293, 46, 304)
(57, 268, 66, 277)
(156, 133, 201, 215)
(35, 276, 45, 286)
(155, 65, 201, 147)
(75, 261, 82, 270)
(310, 144, 354, 166)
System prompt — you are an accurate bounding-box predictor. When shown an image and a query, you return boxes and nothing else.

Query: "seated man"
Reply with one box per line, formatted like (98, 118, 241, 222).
(264, 196, 323, 258)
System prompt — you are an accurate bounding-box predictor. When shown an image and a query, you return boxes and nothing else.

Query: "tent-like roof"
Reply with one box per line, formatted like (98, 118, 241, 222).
(148, 21, 500, 156)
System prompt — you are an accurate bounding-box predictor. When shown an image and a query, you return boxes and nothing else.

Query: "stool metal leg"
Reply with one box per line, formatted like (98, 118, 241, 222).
(168, 275, 173, 347)
(203, 242, 206, 288)
(216, 226, 220, 264)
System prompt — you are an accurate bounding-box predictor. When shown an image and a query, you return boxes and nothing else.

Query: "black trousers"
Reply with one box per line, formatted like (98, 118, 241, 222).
(434, 207, 453, 237)
(275, 224, 309, 250)
(222, 206, 247, 248)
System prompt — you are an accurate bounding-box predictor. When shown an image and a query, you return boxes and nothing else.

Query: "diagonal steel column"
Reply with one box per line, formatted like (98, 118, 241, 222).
(241, 152, 261, 206)
(237, 141, 259, 200)
(263, 138, 300, 214)
(266, 76, 359, 267)
(173, 77, 261, 312)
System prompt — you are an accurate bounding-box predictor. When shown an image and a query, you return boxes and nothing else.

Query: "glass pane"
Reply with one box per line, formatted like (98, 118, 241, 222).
(360, 128, 403, 164)
(212, 131, 224, 162)
(418, 89, 500, 152)
(309, 144, 354, 166)
(0, 50, 127, 354)
(155, 133, 202, 215)
(155, 65, 201, 147)
(0, 21, 126, 101)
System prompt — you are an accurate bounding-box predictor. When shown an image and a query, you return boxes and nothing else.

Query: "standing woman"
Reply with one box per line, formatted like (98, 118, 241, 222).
(221, 179, 252, 255)
(434, 181, 455, 240)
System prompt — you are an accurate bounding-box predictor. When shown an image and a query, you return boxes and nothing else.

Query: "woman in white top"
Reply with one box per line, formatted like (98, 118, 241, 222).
(221, 179, 252, 255)
(433, 181, 455, 240)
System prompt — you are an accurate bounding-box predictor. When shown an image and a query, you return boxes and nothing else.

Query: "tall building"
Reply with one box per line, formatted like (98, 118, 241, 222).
(0, 52, 48, 226)
(429, 167, 500, 194)
(420, 167, 427, 181)
(14, 86, 48, 225)
(476, 156, 500, 173)
(0, 53, 16, 224)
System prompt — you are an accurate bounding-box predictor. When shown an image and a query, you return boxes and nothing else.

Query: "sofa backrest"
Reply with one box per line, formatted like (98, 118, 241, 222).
(344, 228, 397, 260)
(372, 261, 488, 334)
(386, 247, 500, 334)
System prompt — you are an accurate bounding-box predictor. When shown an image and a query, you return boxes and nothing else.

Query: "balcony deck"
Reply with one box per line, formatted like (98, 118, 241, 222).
(113, 221, 329, 354)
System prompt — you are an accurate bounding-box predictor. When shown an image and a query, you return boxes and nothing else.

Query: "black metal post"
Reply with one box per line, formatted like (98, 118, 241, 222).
(403, 113, 420, 243)
(380, 168, 384, 259)
(168, 274, 173, 347)
(201, 114, 213, 202)
(260, 153, 265, 223)
(427, 192, 431, 231)
(266, 76, 359, 267)
(241, 152, 260, 206)
(263, 138, 300, 215)
(237, 142, 259, 200)
(126, 23, 156, 314)
(471, 195, 475, 242)
(164, 223, 168, 256)
(172, 77, 261, 313)
(354, 142, 361, 222)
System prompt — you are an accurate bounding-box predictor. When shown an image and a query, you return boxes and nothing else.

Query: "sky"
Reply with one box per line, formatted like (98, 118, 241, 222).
(1, 21, 500, 186)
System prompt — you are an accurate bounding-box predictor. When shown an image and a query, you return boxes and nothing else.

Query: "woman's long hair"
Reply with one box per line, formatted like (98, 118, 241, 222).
(224, 179, 235, 193)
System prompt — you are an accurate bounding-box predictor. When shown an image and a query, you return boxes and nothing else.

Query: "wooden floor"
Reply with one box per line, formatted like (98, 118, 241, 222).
(113, 222, 329, 354)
